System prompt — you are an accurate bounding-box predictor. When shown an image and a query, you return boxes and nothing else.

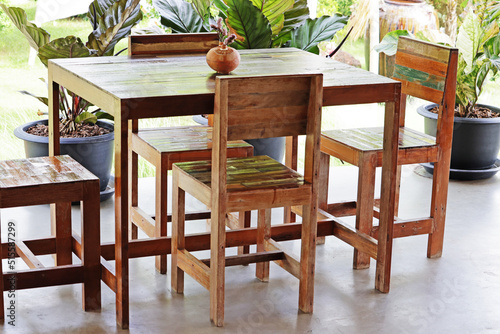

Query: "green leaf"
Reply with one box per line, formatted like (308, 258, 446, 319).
(0, 5, 50, 51)
(250, 0, 294, 36)
(75, 111, 98, 124)
(456, 11, 481, 73)
(87, 0, 143, 56)
(192, 0, 212, 23)
(94, 111, 115, 121)
(19, 90, 49, 106)
(290, 15, 348, 54)
(38, 36, 92, 67)
(374, 30, 411, 56)
(153, 0, 209, 33)
(272, 0, 308, 46)
(213, 0, 229, 19)
(226, 0, 273, 49)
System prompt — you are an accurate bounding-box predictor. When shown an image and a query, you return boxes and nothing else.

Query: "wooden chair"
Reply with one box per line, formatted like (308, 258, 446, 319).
(128, 33, 254, 274)
(318, 37, 458, 291)
(0, 156, 101, 318)
(171, 73, 323, 326)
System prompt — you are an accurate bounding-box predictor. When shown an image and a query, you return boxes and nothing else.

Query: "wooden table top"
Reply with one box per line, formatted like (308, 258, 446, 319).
(49, 48, 399, 117)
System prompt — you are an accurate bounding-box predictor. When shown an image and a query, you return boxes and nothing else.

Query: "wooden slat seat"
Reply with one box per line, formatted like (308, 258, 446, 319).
(128, 34, 253, 274)
(0, 156, 101, 320)
(317, 36, 459, 292)
(171, 73, 323, 326)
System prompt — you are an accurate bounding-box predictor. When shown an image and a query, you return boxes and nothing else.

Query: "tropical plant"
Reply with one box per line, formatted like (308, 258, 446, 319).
(375, 0, 500, 118)
(0, 0, 142, 134)
(152, 0, 348, 55)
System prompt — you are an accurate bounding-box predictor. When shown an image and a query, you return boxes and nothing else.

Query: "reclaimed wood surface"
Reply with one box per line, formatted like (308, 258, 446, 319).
(129, 33, 219, 56)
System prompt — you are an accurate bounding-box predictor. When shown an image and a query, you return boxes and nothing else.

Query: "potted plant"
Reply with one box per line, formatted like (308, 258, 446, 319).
(376, 0, 500, 180)
(152, 0, 348, 161)
(1, 0, 142, 196)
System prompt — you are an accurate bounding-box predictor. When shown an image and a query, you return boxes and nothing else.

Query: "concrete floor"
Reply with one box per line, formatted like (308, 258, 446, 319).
(1, 164, 500, 333)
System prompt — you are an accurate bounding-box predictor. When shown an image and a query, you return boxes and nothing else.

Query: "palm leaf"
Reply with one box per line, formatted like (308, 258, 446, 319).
(153, 0, 209, 33)
(226, 0, 273, 49)
(87, 0, 143, 56)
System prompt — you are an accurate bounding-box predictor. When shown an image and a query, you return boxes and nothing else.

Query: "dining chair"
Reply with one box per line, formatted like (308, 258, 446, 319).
(318, 36, 458, 291)
(128, 33, 254, 274)
(0, 156, 101, 318)
(171, 73, 323, 326)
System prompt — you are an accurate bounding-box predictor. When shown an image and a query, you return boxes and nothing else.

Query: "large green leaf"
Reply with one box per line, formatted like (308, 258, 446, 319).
(226, 0, 273, 49)
(153, 0, 209, 33)
(192, 0, 212, 23)
(250, 0, 294, 36)
(456, 11, 481, 73)
(38, 36, 92, 66)
(374, 30, 411, 56)
(0, 5, 50, 50)
(75, 111, 98, 124)
(290, 15, 348, 54)
(272, 0, 308, 47)
(87, 0, 142, 56)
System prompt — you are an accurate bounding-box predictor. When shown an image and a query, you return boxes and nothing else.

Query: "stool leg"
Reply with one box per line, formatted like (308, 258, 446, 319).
(256, 208, 271, 282)
(81, 181, 101, 311)
(353, 153, 376, 269)
(53, 202, 72, 266)
(155, 158, 168, 274)
(171, 174, 185, 294)
(299, 203, 317, 313)
(210, 208, 226, 327)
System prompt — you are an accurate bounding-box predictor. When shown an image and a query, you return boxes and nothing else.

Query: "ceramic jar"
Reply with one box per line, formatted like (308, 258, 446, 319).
(206, 43, 240, 74)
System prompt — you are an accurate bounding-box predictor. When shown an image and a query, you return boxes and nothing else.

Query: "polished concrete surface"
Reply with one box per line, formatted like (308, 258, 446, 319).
(1, 165, 499, 333)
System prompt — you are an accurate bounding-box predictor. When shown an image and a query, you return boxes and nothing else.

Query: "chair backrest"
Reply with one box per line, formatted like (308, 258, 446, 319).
(128, 33, 219, 56)
(392, 36, 458, 141)
(211, 74, 323, 195)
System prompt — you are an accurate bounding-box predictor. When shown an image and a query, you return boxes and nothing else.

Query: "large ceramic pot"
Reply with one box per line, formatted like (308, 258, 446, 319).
(14, 119, 114, 193)
(417, 104, 500, 180)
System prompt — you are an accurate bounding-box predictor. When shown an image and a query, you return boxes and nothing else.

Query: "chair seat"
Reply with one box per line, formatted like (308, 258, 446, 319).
(137, 126, 252, 153)
(0, 155, 97, 188)
(322, 127, 436, 152)
(175, 155, 305, 191)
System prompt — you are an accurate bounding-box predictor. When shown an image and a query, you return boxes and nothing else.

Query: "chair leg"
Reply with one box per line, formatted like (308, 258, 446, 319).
(284, 135, 298, 224)
(317, 152, 330, 245)
(129, 148, 139, 240)
(155, 159, 168, 274)
(353, 153, 377, 269)
(53, 202, 72, 266)
(298, 204, 317, 313)
(256, 209, 271, 282)
(81, 181, 101, 311)
(171, 173, 185, 294)
(210, 208, 226, 327)
(427, 159, 450, 258)
(237, 211, 251, 256)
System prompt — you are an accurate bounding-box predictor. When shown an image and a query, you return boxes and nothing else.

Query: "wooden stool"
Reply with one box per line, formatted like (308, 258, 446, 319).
(128, 34, 254, 274)
(318, 37, 458, 292)
(0, 156, 101, 319)
(171, 74, 323, 326)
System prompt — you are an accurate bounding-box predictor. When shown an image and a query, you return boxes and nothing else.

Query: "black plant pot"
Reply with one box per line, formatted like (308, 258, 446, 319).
(417, 104, 500, 180)
(14, 119, 115, 196)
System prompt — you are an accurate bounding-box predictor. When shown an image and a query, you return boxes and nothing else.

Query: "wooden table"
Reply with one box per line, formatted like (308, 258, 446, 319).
(48, 48, 401, 329)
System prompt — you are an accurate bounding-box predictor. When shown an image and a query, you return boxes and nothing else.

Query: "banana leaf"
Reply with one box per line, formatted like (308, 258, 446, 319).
(290, 15, 348, 54)
(153, 0, 209, 33)
(226, 0, 273, 49)
(38, 36, 92, 67)
(250, 0, 294, 36)
(0, 5, 50, 51)
(87, 0, 142, 56)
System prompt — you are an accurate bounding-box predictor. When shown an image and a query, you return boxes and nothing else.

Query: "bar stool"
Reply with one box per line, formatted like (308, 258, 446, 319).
(128, 33, 254, 274)
(171, 73, 323, 326)
(0, 155, 101, 318)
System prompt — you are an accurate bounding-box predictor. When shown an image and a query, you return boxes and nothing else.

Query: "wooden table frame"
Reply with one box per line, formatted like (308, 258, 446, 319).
(48, 48, 401, 329)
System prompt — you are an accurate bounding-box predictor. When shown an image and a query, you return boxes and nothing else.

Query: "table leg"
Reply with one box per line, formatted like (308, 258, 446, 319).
(115, 113, 130, 328)
(375, 96, 400, 293)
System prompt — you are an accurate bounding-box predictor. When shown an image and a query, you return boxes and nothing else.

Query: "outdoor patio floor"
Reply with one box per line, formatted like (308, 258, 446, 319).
(1, 164, 499, 333)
